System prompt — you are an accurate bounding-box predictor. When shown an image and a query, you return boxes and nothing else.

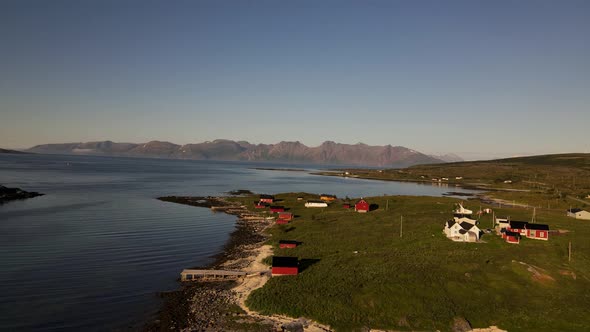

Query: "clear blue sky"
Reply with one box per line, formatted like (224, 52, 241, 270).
(1, 0, 589, 159)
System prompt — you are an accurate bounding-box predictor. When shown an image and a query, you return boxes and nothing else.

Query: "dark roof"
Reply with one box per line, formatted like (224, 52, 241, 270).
(260, 194, 274, 199)
(454, 213, 472, 218)
(272, 256, 298, 267)
(446, 220, 456, 228)
(526, 224, 549, 230)
(509, 221, 528, 229)
(505, 231, 521, 237)
(568, 208, 584, 213)
(278, 240, 298, 245)
(459, 222, 475, 230)
(320, 194, 337, 197)
(459, 229, 468, 234)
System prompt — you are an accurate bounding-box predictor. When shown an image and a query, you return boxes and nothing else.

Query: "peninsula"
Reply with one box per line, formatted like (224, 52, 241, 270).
(0, 185, 44, 204)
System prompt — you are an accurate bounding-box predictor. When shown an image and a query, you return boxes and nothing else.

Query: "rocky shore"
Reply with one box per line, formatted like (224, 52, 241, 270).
(147, 195, 276, 331)
(0, 185, 44, 204)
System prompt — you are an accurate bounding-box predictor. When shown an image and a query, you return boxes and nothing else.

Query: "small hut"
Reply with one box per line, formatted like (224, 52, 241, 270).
(278, 212, 293, 221)
(355, 199, 370, 213)
(271, 256, 299, 276)
(279, 240, 298, 249)
(320, 194, 337, 201)
(504, 231, 521, 244)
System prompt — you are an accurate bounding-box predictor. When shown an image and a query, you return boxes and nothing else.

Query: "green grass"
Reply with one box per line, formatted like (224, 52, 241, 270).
(231, 193, 590, 332)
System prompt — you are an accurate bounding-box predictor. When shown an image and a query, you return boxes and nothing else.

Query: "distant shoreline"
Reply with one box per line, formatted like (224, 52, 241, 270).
(0, 185, 44, 204)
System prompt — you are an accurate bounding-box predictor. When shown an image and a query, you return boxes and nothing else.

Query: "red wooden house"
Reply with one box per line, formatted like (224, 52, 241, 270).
(278, 212, 293, 221)
(342, 203, 351, 209)
(271, 256, 298, 276)
(507, 221, 528, 236)
(355, 199, 370, 213)
(525, 223, 549, 241)
(270, 206, 285, 213)
(276, 219, 290, 225)
(259, 194, 275, 204)
(279, 240, 298, 249)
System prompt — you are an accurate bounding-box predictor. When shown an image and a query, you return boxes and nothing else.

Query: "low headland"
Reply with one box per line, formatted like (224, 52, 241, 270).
(149, 183, 590, 331)
(0, 185, 44, 204)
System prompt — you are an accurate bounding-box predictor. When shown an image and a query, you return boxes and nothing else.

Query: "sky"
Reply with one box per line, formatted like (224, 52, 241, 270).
(1, 0, 589, 160)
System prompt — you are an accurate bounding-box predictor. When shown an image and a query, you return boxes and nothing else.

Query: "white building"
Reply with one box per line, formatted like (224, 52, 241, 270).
(567, 209, 590, 220)
(305, 200, 328, 208)
(444, 220, 481, 242)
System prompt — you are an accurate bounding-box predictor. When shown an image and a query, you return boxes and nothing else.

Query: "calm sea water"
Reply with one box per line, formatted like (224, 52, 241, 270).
(0, 154, 477, 331)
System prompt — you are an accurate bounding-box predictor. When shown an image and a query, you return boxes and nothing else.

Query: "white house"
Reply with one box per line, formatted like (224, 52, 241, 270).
(305, 200, 328, 208)
(567, 209, 590, 220)
(453, 216, 477, 225)
(444, 220, 481, 242)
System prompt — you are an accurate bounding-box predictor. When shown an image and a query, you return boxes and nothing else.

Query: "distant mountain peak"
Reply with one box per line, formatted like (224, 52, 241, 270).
(27, 139, 446, 167)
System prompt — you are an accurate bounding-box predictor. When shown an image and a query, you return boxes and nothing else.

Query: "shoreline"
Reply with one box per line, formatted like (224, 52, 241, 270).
(148, 195, 331, 331)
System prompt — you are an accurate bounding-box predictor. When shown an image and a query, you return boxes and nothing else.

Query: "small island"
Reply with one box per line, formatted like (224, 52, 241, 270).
(0, 185, 44, 204)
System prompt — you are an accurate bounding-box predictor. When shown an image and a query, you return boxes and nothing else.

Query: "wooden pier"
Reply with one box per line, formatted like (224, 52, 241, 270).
(180, 269, 270, 281)
(180, 269, 247, 281)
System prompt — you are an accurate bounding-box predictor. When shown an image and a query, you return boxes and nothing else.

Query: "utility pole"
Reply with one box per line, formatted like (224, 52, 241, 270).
(386, 199, 389, 211)
(400, 215, 403, 238)
(569, 241, 572, 262)
(531, 207, 536, 224)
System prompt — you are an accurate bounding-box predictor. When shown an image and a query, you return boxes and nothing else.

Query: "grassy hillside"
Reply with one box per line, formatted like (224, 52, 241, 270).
(229, 193, 590, 332)
(316, 153, 590, 201)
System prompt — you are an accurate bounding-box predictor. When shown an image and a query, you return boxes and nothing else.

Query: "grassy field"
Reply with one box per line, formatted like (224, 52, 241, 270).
(228, 193, 590, 331)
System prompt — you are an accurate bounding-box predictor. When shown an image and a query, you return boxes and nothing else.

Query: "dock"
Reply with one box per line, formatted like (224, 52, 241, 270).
(180, 269, 271, 281)
(180, 269, 247, 281)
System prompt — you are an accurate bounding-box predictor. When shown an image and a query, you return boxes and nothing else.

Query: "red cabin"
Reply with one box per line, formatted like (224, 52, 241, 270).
(278, 212, 293, 221)
(259, 194, 275, 204)
(254, 202, 267, 209)
(355, 199, 370, 213)
(279, 240, 298, 249)
(271, 256, 298, 276)
(342, 203, 351, 209)
(505, 231, 521, 244)
(526, 224, 549, 241)
(270, 206, 285, 213)
(276, 219, 289, 225)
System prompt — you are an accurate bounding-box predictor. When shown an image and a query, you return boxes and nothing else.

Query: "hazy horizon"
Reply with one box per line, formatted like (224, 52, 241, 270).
(2, 1, 589, 159)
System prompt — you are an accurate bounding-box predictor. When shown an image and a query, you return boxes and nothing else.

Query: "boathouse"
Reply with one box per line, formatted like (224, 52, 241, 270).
(259, 194, 275, 204)
(526, 223, 549, 240)
(305, 200, 328, 208)
(279, 240, 298, 249)
(270, 206, 285, 213)
(271, 256, 299, 276)
(355, 199, 370, 213)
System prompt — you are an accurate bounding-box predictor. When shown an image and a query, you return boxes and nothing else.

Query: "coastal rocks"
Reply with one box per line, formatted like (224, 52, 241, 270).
(0, 185, 44, 204)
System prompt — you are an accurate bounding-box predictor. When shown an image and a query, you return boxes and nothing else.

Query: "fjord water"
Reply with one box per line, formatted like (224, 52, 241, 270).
(0, 154, 477, 331)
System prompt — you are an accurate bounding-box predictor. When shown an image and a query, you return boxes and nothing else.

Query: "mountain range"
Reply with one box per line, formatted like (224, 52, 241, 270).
(26, 140, 460, 167)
